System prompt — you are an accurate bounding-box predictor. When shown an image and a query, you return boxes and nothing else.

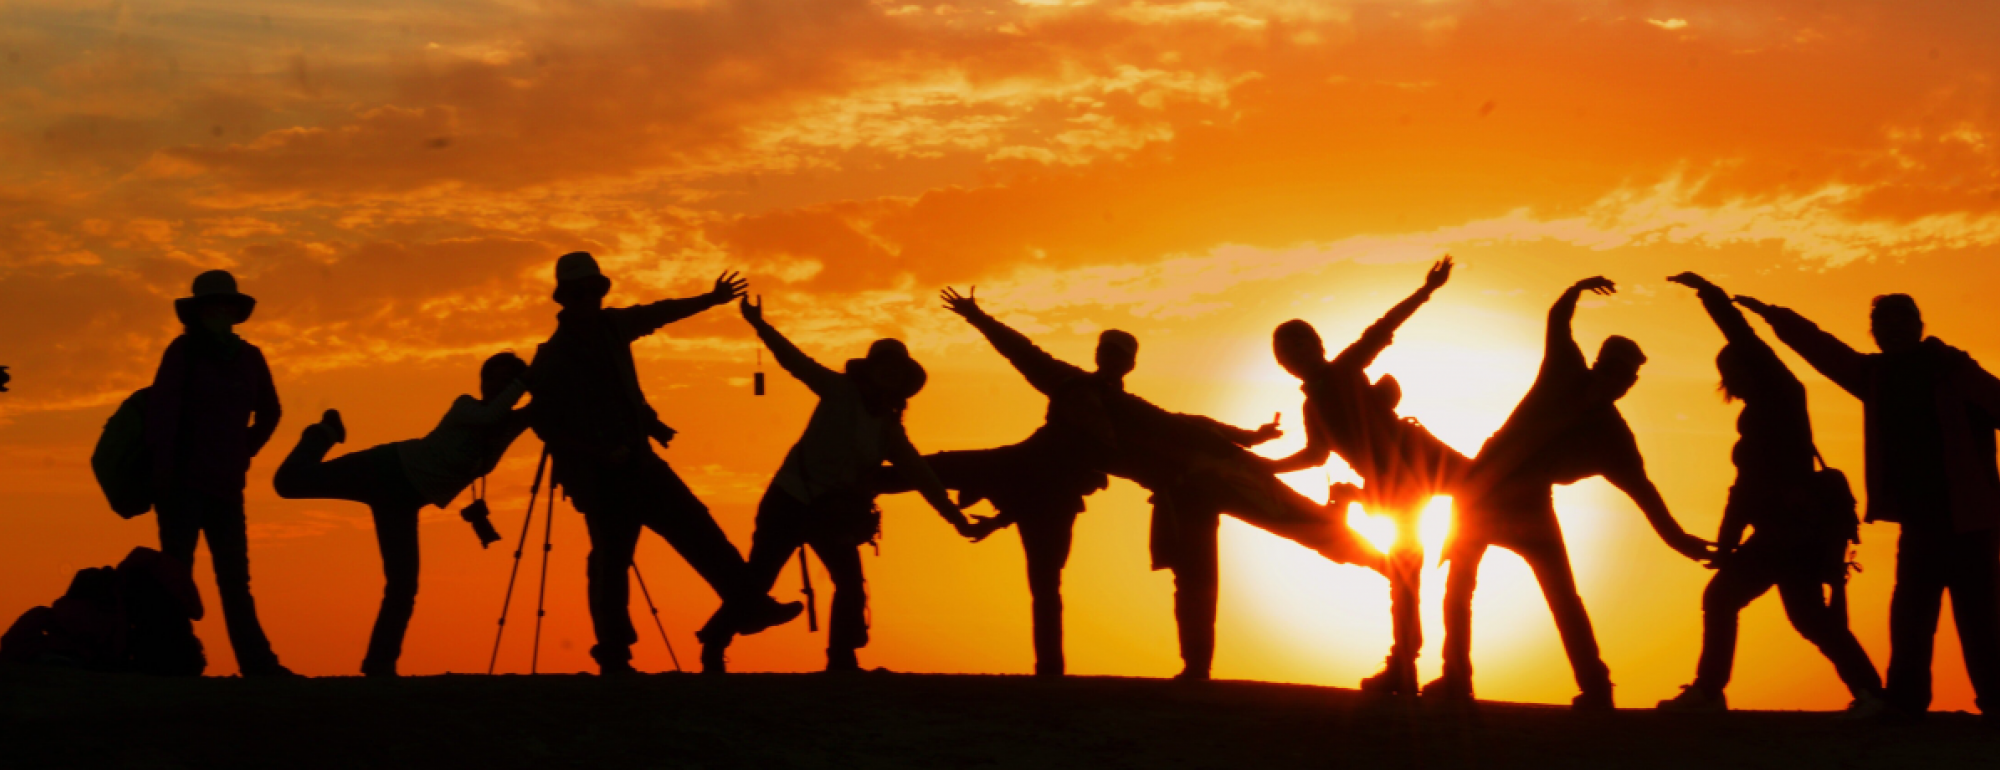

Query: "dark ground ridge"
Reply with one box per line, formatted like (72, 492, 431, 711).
(2, 664, 1995, 769)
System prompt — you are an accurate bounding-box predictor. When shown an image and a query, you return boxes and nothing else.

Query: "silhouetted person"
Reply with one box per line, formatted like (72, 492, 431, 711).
(709, 296, 984, 673)
(1431, 276, 1711, 710)
(941, 288, 1381, 680)
(145, 270, 293, 677)
(527, 252, 800, 676)
(1738, 291, 2000, 721)
(1653, 273, 1885, 714)
(1267, 257, 1469, 697)
(0, 365, 11, 392)
(272, 352, 532, 676)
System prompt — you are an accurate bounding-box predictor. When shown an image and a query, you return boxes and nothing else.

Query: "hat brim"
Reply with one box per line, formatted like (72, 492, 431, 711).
(174, 294, 256, 325)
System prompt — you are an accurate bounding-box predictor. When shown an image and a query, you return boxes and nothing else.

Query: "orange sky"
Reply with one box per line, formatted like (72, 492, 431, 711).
(5, 0, 2000, 710)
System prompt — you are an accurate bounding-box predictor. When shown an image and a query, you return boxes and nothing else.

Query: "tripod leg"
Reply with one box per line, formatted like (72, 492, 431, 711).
(487, 446, 548, 675)
(530, 478, 558, 675)
(631, 562, 682, 673)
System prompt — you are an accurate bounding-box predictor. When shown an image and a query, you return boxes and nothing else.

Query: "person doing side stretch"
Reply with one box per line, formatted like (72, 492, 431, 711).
(1655, 272, 1885, 714)
(1266, 256, 1470, 697)
(940, 287, 1382, 681)
(272, 352, 533, 676)
(1431, 276, 1712, 710)
(1738, 291, 2000, 722)
(528, 252, 800, 676)
(707, 296, 984, 674)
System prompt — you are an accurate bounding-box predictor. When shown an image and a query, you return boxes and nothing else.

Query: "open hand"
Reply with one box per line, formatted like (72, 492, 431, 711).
(740, 294, 764, 325)
(1574, 276, 1617, 296)
(940, 286, 983, 319)
(1672, 533, 1716, 564)
(1666, 272, 1716, 292)
(710, 271, 749, 304)
(650, 421, 678, 449)
(1424, 256, 1455, 291)
(961, 514, 1007, 542)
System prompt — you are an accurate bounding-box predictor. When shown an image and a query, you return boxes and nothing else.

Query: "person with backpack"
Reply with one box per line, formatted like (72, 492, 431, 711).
(704, 295, 986, 674)
(1428, 276, 1713, 710)
(1737, 290, 2000, 722)
(527, 252, 800, 676)
(271, 352, 532, 676)
(1264, 256, 1471, 697)
(143, 269, 293, 677)
(1656, 272, 1885, 714)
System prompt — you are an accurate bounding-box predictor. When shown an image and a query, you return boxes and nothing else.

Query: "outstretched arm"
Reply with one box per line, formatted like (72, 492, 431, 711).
(884, 426, 985, 542)
(941, 287, 1090, 396)
(1604, 456, 1713, 563)
(740, 296, 841, 396)
(608, 271, 750, 342)
(1668, 273, 1762, 349)
(1185, 411, 1283, 448)
(1264, 403, 1332, 473)
(1332, 256, 1453, 370)
(1733, 296, 1869, 398)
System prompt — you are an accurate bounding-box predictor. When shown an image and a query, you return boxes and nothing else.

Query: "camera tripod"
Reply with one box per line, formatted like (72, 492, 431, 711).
(486, 445, 682, 674)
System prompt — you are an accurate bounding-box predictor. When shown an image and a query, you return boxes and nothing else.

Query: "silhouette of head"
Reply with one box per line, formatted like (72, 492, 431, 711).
(1871, 294, 1924, 355)
(850, 339, 928, 414)
(1371, 373, 1403, 412)
(173, 270, 257, 333)
(1715, 344, 1753, 403)
(1272, 320, 1326, 379)
(553, 251, 612, 308)
(1096, 330, 1139, 378)
(1591, 335, 1647, 401)
(481, 351, 528, 401)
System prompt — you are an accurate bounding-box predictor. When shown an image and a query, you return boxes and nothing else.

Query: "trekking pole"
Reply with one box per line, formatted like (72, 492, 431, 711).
(487, 445, 550, 675)
(529, 475, 559, 674)
(630, 562, 683, 672)
(799, 546, 819, 633)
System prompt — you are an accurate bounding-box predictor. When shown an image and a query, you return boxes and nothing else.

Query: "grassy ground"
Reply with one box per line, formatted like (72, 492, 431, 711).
(2, 664, 1995, 769)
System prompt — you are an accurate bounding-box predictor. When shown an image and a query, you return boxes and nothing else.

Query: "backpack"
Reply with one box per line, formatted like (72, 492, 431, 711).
(91, 388, 152, 519)
(1806, 449, 1863, 583)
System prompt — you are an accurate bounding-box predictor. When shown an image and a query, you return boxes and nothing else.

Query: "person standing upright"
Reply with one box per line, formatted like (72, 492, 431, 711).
(527, 252, 799, 676)
(145, 270, 292, 677)
(1656, 273, 1884, 714)
(1738, 290, 2000, 722)
(1431, 276, 1712, 710)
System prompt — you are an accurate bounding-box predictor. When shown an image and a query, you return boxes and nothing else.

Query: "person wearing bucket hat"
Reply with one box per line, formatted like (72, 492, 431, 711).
(526, 252, 801, 676)
(933, 286, 1378, 682)
(707, 295, 985, 674)
(145, 269, 294, 677)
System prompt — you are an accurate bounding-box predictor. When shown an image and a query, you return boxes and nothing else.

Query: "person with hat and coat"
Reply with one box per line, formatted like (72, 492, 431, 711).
(527, 252, 801, 676)
(145, 269, 293, 677)
(707, 294, 985, 674)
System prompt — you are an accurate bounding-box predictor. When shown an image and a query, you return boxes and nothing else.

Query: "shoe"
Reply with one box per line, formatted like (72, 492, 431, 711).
(1173, 667, 1211, 682)
(1360, 657, 1418, 697)
(699, 642, 728, 676)
(825, 648, 863, 674)
(322, 408, 350, 444)
(734, 599, 805, 637)
(1841, 690, 1888, 720)
(1420, 674, 1474, 704)
(1656, 684, 1726, 712)
(1572, 687, 1615, 712)
(598, 660, 640, 677)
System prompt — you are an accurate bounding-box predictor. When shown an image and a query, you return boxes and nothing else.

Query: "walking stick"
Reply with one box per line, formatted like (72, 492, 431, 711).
(631, 563, 683, 672)
(530, 473, 558, 674)
(487, 445, 549, 675)
(799, 546, 819, 633)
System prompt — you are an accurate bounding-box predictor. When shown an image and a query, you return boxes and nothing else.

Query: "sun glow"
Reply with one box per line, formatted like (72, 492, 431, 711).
(1344, 495, 1456, 555)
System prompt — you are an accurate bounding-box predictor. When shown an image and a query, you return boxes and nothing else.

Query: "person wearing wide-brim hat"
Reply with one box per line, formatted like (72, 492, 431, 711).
(145, 269, 295, 677)
(526, 251, 803, 676)
(707, 296, 984, 674)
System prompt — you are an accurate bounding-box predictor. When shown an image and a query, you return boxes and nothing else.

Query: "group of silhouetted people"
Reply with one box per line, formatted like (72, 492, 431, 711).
(11, 252, 2000, 724)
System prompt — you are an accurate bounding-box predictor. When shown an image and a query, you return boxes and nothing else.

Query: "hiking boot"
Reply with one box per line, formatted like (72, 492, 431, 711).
(1360, 657, 1418, 697)
(1420, 674, 1474, 705)
(825, 648, 863, 674)
(320, 409, 347, 444)
(734, 599, 805, 637)
(699, 642, 728, 676)
(1656, 684, 1725, 712)
(1841, 690, 1888, 720)
(1572, 687, 1615, 712)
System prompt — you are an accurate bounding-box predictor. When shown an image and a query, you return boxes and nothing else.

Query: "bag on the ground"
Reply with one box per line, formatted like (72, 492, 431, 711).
(0, 547, 205, 676)
(91, 388, 153, 519)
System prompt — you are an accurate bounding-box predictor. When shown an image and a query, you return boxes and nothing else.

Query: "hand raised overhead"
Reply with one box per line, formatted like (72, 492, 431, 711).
(739, 294, 765, 325)
(1424, 255, 1455, 291)
(1574, 276, 1617, 296)
(710, 270, 750, 303)
(940, 286, 983, 318)
(1666, 272, 1717, 292)
(1733, 295, 1771, 314)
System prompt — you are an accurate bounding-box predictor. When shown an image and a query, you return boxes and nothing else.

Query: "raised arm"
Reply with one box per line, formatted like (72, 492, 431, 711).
(246, 347, 281, 457)
(1183, 411, 1283, 448)
(941, 287, 1088, 397)
(1667, 273, 1761, 348)
(739, 296, 841, 396)
(1733, 296, 1869, 398)
(606, 271, 749, 342)
(1332, 256, 1452, 370)
(1546, 277, 1614, 373)
(883, 424, 983, 541)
